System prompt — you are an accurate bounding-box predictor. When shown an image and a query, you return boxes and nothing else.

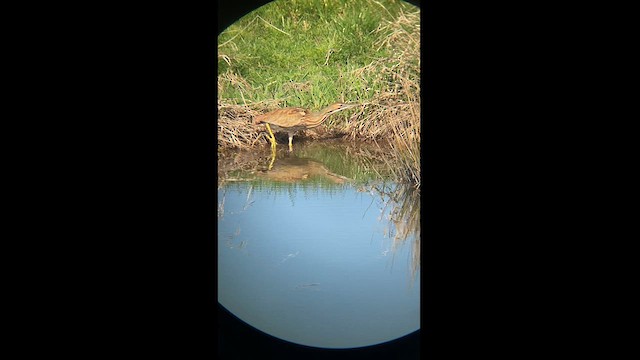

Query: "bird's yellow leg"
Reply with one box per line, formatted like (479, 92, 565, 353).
(288, 136, 293, 152)
(268, 147, 276, 170)
(265, 123, 277, 149)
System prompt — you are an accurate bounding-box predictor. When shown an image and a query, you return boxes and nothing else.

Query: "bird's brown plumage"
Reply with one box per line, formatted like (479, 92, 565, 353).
(253, 107, 309, 129)
(253, 102, 357, 151)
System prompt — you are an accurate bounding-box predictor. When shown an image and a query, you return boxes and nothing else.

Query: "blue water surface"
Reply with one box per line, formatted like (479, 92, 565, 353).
(218, 183, 419, 349)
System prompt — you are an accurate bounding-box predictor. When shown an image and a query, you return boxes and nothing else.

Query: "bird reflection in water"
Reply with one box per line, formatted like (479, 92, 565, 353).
(256, 156, 350, 185)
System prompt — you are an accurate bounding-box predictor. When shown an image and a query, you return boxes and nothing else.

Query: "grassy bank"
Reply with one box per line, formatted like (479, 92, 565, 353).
(218, 0, 420, 187)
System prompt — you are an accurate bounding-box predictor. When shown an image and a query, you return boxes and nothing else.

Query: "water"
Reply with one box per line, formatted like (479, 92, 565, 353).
(218, 142, 420, 349)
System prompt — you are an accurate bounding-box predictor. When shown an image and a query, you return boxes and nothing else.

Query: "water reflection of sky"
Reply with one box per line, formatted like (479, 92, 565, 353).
(218, 183, 419, 349)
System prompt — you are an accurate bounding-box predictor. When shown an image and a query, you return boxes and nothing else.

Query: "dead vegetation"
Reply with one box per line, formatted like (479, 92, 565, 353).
(368, 181, 421, 285)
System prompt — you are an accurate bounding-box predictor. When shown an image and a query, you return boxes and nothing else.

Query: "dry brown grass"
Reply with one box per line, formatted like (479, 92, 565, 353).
(217, 99, 284, 150)
(368, 181, 420, 286)
(377, 8, 420, 187)
(343, 7, 421, 187)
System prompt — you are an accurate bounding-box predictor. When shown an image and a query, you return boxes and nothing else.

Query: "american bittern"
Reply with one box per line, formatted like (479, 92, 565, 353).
(253, 102, 358, 151)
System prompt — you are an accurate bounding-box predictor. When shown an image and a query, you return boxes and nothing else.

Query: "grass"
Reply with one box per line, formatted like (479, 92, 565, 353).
(218, 0, 411, 105)
(218, 0, 420, 187)
(365, 181, 420, 285)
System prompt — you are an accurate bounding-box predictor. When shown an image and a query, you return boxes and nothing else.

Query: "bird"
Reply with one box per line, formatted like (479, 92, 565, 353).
(255, 156, 352, 184)
(253, 102, 358, 152)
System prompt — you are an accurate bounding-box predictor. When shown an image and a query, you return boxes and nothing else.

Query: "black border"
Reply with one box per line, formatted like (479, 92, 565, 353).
(32, 0, 583, 356)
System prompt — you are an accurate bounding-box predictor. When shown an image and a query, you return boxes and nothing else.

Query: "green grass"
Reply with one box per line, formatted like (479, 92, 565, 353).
(218, 0, 417, 109)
